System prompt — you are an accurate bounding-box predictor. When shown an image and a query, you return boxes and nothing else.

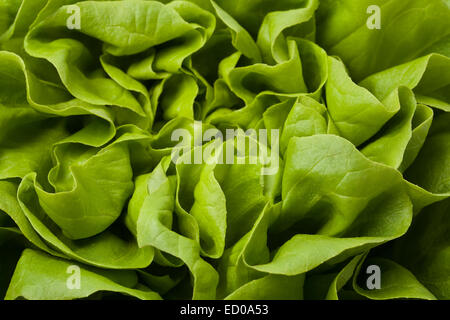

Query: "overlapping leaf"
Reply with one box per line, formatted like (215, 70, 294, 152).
(0, 0, 449, 300)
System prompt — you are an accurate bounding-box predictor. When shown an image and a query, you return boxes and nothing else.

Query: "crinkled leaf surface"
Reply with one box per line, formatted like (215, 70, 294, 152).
(0, 0, 449, 301)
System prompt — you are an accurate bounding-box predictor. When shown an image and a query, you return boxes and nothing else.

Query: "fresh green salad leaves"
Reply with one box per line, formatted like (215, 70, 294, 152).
(0, 0, 449, 300)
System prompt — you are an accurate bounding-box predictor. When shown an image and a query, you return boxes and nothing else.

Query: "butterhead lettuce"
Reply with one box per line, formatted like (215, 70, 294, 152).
(0, 0, 449, 300)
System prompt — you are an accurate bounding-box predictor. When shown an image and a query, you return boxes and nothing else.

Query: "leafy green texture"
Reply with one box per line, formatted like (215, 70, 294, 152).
(5, 249, 162, 300)
(0, 0, 449, 300)
(353, 257, 436, 300)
